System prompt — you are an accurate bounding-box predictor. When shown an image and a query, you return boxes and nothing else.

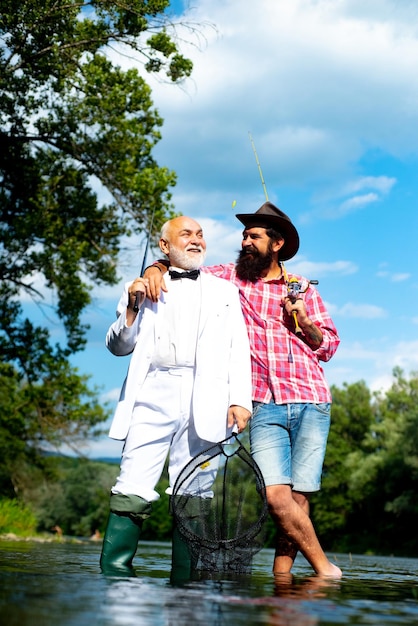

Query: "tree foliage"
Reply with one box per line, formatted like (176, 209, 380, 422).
(1, 0, 193, 350)
(3, 369, 418, 554)
(27, 457, 120, 537)
(312, 368, 418, 556)
(0, 1, 195, 492)
(310, 380, 374, 545)
(19, 456, 173, 540)
(0, 358, 109, 497)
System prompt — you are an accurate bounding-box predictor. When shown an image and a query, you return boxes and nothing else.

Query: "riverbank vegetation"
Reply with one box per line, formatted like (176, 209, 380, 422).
(2, 367, 418, 557)
(311, 367, 418, 556)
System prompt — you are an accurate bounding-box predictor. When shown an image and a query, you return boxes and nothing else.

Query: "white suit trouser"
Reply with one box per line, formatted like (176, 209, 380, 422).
(111, 367, 217, 502)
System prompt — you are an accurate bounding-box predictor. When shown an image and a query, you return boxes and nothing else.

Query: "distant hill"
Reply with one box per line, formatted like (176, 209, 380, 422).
(41, 449, 120, 465)
(94, 457, 120, 465)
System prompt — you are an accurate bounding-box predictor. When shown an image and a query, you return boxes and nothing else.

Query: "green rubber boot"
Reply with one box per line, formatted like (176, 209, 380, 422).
(100, 512, 141, 576)
(100, 494, 152, 576)
(170, 524, 194, 585)
(170, 495, 211, 584)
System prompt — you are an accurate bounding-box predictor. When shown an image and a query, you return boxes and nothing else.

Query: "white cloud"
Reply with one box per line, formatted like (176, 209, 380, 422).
(391, 273, 411, 282)
(376, 270, 411, 283)
(343, 176, 396, 195)
(102, 0, 418, 230)
(288, 257, 358, 278)
(336, 0, 418, 33)
(333, 340, 384, 360)
(151, 0, 418, 169)
(337, 302, 387, 319)
(392, 340, 418, 371)
(328, 337, 418, 390)
(101, 388, 121, 403)
(303, 175, 396, 222)
(336, 193, 380, 217)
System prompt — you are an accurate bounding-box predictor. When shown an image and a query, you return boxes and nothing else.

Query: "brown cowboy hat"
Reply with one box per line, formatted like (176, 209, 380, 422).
(235, 201, 300, 260)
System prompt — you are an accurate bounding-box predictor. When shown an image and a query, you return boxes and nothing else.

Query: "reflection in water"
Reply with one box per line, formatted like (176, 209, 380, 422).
(273, 572, 341, 598)
(203, 574, 341, 626)
(1, 540, 418, 625)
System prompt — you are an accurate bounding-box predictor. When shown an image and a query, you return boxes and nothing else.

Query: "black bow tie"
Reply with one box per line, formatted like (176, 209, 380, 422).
(169, 269, 200, 281)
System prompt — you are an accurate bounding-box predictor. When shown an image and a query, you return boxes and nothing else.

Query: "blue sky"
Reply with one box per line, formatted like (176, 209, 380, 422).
(53, 0, 418, 458)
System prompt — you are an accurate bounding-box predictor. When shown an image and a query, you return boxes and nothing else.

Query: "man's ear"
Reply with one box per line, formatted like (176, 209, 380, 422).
(159, 237, 169, 255)
(271, 238, 285, 254)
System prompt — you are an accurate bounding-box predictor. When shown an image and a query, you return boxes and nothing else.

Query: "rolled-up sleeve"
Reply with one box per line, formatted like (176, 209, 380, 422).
(306, 288, 339, 362)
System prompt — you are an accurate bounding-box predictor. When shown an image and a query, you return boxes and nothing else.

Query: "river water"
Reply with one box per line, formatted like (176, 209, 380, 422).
(1, 539, 418, 625)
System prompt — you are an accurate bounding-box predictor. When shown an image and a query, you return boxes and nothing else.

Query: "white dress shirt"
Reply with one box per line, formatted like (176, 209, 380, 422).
(151, 268, 201, 368)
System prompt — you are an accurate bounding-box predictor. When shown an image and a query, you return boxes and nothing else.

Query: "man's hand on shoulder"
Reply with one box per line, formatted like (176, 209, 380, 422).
(143, 262, 168, 302)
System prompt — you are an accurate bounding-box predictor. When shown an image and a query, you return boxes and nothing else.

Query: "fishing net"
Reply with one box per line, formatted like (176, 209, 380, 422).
(171, 434, 268, 575)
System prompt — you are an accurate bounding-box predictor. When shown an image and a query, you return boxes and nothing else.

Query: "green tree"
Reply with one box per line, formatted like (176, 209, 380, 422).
(310, 380, 374, 551)
(27, 458, 120, 536)
(311, 368, 418, 556)
(24, 456, 173, 540)
(0, 1, 194, 495)
(0, 357, 109, 497)
(1, 0, 193, 351)
(344, 368, 418, 554)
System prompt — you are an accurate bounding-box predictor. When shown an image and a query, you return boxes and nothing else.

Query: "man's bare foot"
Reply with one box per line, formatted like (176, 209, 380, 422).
(317, 562, 342, 578)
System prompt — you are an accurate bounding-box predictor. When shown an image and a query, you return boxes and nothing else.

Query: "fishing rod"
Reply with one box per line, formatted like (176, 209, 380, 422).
(133, 205, 157, 312)
(248, 132, 318, 333)
(140, 207, 156, 277)
(249, 131, 269, 202)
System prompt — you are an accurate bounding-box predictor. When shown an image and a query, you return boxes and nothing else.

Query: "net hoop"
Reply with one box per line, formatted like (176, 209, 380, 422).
(171, 434, 268, 563)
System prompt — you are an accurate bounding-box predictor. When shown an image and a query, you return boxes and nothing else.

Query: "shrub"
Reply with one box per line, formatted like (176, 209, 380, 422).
(0, 498, 37, 536)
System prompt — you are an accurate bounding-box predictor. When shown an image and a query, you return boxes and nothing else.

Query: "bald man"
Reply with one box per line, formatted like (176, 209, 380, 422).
(100, 217, 252, 577)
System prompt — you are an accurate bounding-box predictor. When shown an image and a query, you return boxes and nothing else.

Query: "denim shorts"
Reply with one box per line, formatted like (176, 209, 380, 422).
(249, 401, 331, 493)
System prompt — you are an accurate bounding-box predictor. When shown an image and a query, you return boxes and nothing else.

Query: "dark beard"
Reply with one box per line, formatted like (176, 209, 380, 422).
(235, 247, 274, 282)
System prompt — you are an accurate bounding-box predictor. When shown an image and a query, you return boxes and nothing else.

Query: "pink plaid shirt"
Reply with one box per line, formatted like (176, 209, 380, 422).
(202, 263, 339, 404)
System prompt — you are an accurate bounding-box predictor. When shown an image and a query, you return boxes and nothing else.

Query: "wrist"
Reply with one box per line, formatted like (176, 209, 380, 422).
(144, 263, 163, 274)
(299, 319, 323, 348)
(154, 259, 169, 273)
(298, 316, 312, 328)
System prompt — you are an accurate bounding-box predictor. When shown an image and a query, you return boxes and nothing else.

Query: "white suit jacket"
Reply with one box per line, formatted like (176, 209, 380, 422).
(106, 272, 252, 442)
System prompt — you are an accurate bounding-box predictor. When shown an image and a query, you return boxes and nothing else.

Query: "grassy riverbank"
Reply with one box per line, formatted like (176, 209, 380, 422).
(0, 532, 102, 544)
(0, 498, 102, 543)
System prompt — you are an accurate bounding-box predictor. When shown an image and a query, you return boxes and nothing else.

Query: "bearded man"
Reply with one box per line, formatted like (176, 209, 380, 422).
(145, 202, 342, 579)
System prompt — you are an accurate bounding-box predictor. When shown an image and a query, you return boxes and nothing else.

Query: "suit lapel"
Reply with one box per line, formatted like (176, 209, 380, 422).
(197, 273, 211, 336)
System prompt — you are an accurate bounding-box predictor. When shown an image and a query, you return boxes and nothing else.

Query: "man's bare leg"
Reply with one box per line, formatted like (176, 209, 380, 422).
(273, 491, 309, 573)
(274, 532, 298, 574)
(267, 484, 342, 578)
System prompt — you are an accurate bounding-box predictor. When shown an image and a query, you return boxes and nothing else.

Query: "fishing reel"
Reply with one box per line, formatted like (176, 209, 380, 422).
(286, 277, 318, 334)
